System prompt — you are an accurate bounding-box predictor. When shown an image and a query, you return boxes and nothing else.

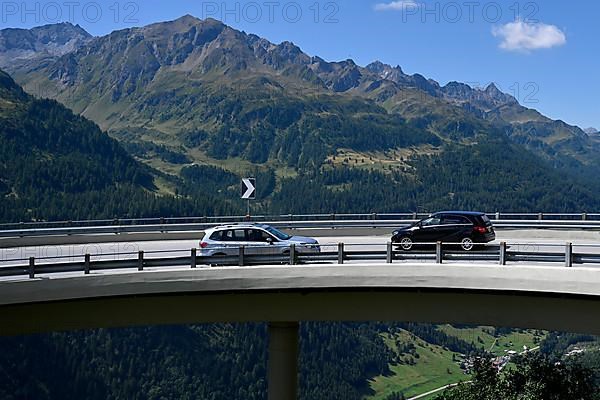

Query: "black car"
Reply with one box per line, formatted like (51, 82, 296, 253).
(391, 211, 496, 251)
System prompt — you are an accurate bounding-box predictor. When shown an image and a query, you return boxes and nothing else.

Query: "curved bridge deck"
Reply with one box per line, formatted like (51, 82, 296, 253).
(1, 263, 600, 336)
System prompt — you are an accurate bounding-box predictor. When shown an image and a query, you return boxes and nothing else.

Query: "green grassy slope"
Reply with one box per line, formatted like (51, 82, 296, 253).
(369, 330, 467, 399)
(366, 326, 545, 400)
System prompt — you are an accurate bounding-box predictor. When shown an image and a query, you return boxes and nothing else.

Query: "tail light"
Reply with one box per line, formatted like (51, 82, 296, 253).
(473, 226, 487, 234)
(200, 241, 209, 248)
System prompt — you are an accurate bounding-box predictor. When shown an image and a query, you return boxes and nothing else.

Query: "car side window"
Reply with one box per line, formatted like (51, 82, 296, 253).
(442, 216, 468, 225)
(422, 217, 441, 226)
(245, 229, 272, 242)
(223, 229, 246, 241)
(477, 215, 491, 225)
(209, 231, 224, 241)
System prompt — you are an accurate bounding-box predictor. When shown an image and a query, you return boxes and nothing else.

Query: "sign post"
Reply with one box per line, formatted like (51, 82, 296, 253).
(241, 178, 256, 219)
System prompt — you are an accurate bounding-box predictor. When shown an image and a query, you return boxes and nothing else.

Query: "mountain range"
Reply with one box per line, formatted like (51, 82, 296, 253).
(2, 16, 600, 218)
(5, 16, 599, 174)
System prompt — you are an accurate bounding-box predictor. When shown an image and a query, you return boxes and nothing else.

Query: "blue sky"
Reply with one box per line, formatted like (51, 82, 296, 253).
(2, 0, 598, 129)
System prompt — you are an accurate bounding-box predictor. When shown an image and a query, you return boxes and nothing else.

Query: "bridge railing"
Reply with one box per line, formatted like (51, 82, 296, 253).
(2, 241, 600, 279)
(3, 215, 600, 239)
(1, 212, 600, 231)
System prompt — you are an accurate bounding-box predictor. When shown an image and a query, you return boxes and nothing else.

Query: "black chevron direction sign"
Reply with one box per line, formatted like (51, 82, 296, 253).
(241, 178, 256, 200)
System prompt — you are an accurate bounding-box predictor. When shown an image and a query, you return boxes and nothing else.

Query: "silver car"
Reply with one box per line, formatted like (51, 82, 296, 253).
(199, 224, 320, 257)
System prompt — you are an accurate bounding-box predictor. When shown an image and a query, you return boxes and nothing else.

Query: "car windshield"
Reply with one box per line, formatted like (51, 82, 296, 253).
(264, 226, 291, 240)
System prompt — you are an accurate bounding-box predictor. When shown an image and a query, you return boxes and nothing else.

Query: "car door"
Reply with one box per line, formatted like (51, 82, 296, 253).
(439, 215, 471, 242)
(244, 228, 277, 256)
(415, 216, 442, 243)
(222, 229, 247, 255)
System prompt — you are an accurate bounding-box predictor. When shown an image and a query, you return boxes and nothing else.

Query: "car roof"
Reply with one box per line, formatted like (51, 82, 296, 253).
(209, 224, 260, 230)
(434, 211, 487, 216)
(209, 223, 271, 231)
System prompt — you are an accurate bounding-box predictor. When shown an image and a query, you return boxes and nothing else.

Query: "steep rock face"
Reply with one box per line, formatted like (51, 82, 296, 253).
(0, 22, 92, 69)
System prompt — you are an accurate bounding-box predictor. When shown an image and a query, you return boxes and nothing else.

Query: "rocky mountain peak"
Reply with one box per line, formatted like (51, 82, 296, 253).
(485, 82, 501, 95)
(0, 22, 92, 69)
(30, 21, 91, 39)
(274, 41, 307, 61)
(177, 14, 202, 23)
(584, 127, 599, 135)
(443, 81, 474, 97)
(366, 61, 405, 80)
(484, 83, 518, 105)
(138, 15, 227, 41)
(440, 80, 518, 109)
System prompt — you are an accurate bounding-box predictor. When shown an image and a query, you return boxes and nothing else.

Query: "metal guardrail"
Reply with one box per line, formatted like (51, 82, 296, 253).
(2, 241, 599, 279)
(1, 212, 600, 231)
(3, 215, 600, 239)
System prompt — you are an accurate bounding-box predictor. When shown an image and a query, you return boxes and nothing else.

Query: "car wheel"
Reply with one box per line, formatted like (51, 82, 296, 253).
(399, 237, 413, 251)
(460, 238, 475, 251)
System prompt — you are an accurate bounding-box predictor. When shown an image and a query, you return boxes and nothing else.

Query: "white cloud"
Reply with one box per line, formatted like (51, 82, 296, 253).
(492, 19, 566, 52)
(374, 1, 419, 11)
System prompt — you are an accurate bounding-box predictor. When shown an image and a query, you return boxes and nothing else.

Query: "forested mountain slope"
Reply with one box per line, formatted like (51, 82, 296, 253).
(0, 69, 237, 222)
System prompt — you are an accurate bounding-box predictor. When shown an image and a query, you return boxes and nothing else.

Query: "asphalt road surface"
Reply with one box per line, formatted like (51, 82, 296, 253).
(1, 229, 599, 270)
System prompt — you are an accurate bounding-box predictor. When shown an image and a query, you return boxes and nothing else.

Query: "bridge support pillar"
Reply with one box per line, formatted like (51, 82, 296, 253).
(268, 321, 299, 400)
